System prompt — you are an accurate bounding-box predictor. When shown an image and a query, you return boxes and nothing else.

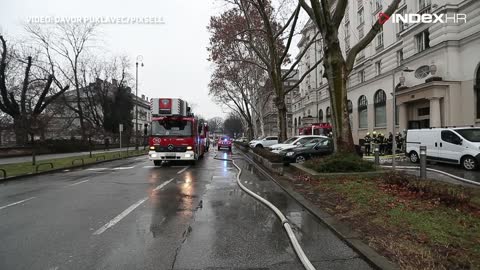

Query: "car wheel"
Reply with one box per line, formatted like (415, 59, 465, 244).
(461, 156, 478, 171)
(295, 155, 306, 164)
(409, 151, 419, 163)
(153, 160, 161, 166)
(218, 146, 220, 151)
(255, 144, 263, 148)
(229, 146, 232, 151)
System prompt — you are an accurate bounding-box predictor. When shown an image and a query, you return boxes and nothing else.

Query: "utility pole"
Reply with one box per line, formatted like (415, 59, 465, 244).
(135, 55, 143, 150)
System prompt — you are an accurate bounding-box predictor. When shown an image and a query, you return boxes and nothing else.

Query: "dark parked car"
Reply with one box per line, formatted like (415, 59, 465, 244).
(217, 136, 232, 151)
(279, 138, 333, 164)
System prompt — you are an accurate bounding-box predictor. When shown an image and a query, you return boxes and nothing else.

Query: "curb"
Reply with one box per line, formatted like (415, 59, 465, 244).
(0, 152, 147, 183)
(235, 148, 399, 270)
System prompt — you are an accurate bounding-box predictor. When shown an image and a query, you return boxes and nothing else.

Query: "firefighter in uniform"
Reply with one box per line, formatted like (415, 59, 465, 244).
(364, 132, 371, 156)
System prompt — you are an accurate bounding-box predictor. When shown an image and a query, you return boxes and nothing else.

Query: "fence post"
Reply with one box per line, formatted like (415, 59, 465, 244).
(374, 144, 380, 165)
(420, 146, 427, 179)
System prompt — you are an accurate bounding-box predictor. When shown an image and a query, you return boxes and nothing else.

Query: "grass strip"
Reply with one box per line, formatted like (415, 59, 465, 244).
(0, 150, 147, 179)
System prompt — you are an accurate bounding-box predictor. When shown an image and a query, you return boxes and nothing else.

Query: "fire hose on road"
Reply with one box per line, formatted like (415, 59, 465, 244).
(213, 151, 316, 270)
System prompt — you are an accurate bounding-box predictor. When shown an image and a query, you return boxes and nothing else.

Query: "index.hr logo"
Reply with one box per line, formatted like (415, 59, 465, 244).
(378, 12, 467, 25)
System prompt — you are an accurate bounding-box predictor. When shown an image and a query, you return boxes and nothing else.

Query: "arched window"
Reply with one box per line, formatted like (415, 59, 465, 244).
(374, 90, 387, 127)
(476, 65, 480, 119)
(358, 95, 368, 128)
(298, 116, 302, 126)
(319, 109, 323, 122)
(307, 109, 311, 116)
(326, 107, 331, 123)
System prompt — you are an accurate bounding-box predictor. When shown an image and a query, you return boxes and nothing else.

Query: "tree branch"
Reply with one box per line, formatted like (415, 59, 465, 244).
(345, 0, 401, 72)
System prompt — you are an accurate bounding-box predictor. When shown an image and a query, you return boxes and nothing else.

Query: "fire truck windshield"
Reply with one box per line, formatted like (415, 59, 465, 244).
(152, 120, 193, 137)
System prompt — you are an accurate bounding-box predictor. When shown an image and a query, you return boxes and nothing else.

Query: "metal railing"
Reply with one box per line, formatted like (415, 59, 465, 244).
(35, 163, 54, 173)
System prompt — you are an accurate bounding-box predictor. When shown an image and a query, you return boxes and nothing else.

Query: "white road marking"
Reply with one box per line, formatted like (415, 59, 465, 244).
(153, 178, 175, 191)
(86, 168, 107, 171)
(0, 197, 36, 211)
(143, 165, 155, 168)
(177, 166, 190, 174)
(112, 166, 135, 170)
(67, 180, 89, 186)
(93, 197, 148, 235)
(135, 157, 146, 160)
(93, 178, 175, 235)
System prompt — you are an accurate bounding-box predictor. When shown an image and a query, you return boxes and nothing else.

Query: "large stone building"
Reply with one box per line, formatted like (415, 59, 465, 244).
(255, 70, 299, 137)
(293, 0, 480, 143)
(45, 79, 151, 140)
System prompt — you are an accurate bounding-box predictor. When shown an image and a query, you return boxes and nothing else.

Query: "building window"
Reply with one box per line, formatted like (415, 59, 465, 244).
(376, 27, 384, 49)
(326, 107, 332, 123)
(374, 0, 382, 12)
(418, 107, 430, 116)
(374, 90, 387, 127)
(319, 109, 324, 122)
(358, 7, 364, 26)
(358, 95, 368, 128)
(398, 7, 408, 32)
(375, 61, 382, 76)
(358, 26, 364, 39)
(359, 69, 365, 83)
(396, 49, 404, 66)
(416, 30, 430, 53)
(419, 0, 431, 11)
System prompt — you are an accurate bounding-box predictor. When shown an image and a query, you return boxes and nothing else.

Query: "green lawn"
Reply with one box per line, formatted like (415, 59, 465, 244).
(0, 150, 147, 179)
(293, 174, 480, 269)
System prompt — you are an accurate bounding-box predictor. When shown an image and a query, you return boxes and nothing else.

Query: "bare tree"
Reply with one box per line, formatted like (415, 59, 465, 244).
(0, 35, 69, 145)
(208, 117, 224, 134)
(209, 0, 322, 142)
(26, 22, 99, 141)
(299, 0, 402, 153)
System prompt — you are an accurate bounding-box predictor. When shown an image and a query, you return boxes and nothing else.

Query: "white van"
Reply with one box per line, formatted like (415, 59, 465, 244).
(406, 127, 480, 170)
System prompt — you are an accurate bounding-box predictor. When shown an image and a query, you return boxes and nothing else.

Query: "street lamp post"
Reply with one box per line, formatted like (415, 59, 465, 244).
(392, 66, 413, 170)
(135, 55, 144, 150)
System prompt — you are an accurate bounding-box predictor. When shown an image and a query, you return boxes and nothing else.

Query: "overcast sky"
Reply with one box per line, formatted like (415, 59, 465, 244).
(0, 0, 232, 119)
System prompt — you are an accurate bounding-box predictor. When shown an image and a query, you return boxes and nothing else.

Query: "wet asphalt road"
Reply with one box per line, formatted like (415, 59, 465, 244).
(0, 149, 372, 270)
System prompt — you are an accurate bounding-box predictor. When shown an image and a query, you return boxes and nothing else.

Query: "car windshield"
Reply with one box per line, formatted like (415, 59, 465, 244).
(151, 119, 192, 137)
(220, 137, 230, 141)
(295, 137, 315, 145)
(454, 129, 480, 142)
(283, 137, 299, 144)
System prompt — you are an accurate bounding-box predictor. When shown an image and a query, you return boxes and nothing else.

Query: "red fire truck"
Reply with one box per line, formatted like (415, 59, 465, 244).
(298, 123, 332, 136)
(148, 98, 209, 166)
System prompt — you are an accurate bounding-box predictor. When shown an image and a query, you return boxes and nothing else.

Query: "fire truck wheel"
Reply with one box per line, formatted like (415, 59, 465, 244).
(153, 160, 161, 166)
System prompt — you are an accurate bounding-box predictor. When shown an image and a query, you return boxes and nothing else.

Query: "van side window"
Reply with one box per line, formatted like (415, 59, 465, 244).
(441, 131, 460, 144)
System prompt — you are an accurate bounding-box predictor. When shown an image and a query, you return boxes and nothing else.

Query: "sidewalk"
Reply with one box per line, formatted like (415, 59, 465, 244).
(0, 147, 145, 165)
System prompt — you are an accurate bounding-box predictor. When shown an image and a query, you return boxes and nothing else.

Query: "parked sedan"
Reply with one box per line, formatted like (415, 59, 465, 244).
(249, 136, 278, 148)
(269, 135, 328, 153)
(279, 138, 333, 164)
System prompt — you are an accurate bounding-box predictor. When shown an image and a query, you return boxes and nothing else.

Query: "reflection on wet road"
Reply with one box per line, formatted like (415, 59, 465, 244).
(0, 150, 372, 270)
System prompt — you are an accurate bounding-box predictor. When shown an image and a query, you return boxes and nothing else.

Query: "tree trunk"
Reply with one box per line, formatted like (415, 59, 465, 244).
(324, 48, 355, 153)
(275, 96, 288, 143)
(13, 116, 28, 146)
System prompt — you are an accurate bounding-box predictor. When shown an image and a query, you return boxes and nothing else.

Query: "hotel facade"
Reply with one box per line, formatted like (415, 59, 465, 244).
(292, 0, 480, 143)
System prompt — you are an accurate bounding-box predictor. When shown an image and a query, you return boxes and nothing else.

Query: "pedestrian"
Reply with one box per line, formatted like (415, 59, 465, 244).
(387, 132, 393, 155)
